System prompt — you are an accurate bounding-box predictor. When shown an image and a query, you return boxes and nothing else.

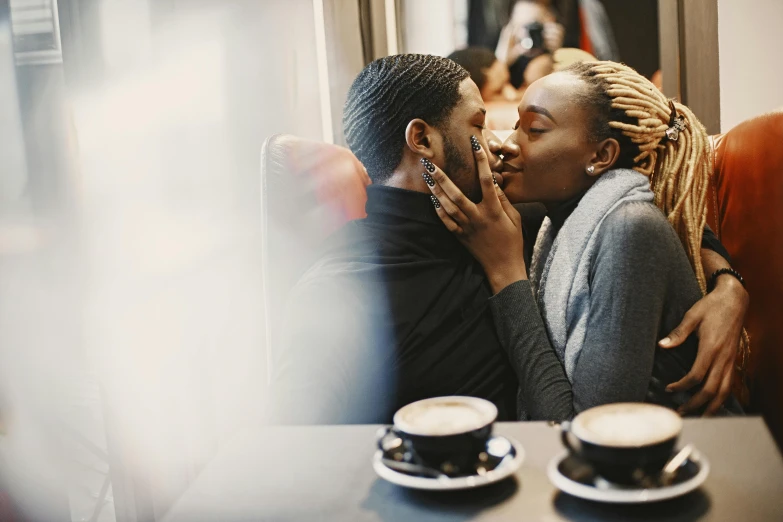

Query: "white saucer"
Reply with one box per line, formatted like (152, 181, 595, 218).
(373, 435, 524, 491)
(547, 449, 710, 503)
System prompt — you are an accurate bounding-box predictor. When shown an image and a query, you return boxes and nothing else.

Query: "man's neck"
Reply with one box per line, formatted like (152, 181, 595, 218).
(382, 168, 429, 194)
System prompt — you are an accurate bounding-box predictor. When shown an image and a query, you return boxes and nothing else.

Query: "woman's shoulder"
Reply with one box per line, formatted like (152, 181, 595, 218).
(602, 200, 679, 240)
(595, 200, 684, 259)
(590, 200, 700, 302)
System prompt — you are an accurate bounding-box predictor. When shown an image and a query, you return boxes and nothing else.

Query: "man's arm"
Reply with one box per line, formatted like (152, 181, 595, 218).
(658, 227, 749, 415)
(701, 224, 731, 262)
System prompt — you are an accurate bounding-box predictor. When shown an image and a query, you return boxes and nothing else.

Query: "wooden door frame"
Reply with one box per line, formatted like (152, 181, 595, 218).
(658, 0, 721, 134)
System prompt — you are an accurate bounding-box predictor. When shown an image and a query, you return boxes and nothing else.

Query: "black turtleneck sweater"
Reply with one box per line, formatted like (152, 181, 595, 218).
(266, 185, 518, 424)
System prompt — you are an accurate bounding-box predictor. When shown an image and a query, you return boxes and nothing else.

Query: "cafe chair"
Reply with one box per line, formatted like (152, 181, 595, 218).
(260, 134, 370, 380)
(706, 110, 783, 449)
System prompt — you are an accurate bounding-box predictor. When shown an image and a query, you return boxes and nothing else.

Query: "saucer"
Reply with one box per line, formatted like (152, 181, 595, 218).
(373, 435, 524, 490)
(547, 449, 710, 503)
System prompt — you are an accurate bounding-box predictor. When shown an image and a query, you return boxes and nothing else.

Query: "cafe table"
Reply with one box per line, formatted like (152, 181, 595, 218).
(164, 417, 783, 521)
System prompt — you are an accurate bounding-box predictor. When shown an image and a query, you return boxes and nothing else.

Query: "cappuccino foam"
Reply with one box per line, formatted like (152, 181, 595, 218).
(395, 397, 496, 436)
(572, 403, 682, 447)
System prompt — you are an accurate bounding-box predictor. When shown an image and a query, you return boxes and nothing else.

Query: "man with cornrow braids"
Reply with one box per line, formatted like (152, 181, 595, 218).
(266, 55, 748, 425)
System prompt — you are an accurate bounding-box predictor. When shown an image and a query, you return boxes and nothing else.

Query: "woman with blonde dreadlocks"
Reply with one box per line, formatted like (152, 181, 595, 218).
(421, 60, 747, 419)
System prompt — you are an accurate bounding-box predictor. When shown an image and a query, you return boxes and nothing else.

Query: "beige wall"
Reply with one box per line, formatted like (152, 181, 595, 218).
(718, 0, 783, 131)
(401, 0, 465, 56)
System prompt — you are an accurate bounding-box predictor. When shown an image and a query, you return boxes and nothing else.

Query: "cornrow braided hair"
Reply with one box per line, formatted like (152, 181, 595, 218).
(565, 60, 750, 378)
(343, 54, 469, 184)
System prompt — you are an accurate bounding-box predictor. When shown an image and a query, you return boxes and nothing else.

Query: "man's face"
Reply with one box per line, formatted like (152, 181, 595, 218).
(435, 78, 487, 202)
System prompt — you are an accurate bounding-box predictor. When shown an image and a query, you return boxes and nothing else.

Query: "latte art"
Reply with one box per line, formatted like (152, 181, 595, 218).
(401, 403, 486, 435)
(394, 396, 497, 436)
(572, 403, 682, 447)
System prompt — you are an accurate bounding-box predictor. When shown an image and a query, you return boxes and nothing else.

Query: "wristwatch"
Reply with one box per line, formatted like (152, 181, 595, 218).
(708, 268, 746, 292)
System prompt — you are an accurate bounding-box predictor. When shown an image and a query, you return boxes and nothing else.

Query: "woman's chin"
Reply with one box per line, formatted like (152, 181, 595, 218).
(499, 178, 531, 204)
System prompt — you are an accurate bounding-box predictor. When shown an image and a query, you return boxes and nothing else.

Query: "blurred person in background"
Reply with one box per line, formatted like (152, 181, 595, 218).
(448, 47, 518, 102)
(448, 47, 554, 129)
(448, 47, 556, 102)
(495, 0, 564, 88)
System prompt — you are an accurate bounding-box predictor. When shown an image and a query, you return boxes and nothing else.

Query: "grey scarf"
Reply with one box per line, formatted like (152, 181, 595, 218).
(529, 169, 653, 380)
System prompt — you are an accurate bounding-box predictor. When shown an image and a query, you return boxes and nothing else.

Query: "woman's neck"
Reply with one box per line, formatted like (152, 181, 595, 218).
(544, 192, 585, 233)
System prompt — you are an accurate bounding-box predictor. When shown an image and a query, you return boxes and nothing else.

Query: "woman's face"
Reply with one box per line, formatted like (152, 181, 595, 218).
(499, 72, 602, 205)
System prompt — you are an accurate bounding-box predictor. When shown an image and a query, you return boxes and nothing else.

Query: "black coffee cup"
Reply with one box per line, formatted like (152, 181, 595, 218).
(560, 403, 682, 485)
(378, 396, 498, 476)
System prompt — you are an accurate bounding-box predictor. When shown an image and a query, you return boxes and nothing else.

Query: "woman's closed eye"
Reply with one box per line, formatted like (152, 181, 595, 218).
(523, 121, 549, 136)
(516, 114, 550, 135)
(515, 111, 552, 136)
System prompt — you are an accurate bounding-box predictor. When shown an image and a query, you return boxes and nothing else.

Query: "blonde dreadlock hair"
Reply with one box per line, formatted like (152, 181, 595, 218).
(565, 60, 750, 377)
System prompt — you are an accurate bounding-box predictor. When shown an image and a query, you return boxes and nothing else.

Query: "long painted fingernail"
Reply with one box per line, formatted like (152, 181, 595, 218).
(422, 171, 435, 187)
(470, 135, 481, 151)
(492, 174, 498, 185)
(420, 158, 435, 173)
(659, 337, 671, 347)
(430, 195, 440, 209)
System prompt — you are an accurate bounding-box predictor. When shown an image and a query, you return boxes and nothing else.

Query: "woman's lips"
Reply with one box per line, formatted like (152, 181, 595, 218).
(500, 166, 524, 181)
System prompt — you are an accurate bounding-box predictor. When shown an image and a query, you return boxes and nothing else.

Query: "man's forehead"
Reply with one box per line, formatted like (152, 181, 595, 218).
(457, 78, 486, 114)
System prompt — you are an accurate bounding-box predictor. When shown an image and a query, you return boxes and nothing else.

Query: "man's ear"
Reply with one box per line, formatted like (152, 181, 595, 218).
(587, 137, 621, 177)
(405, 118, 437, 159)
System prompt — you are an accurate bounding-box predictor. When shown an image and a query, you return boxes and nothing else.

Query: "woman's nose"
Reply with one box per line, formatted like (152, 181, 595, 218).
(501, 134, 521, 161)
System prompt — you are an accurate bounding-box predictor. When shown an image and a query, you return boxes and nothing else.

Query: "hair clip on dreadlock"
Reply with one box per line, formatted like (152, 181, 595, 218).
(665, 116, 686, 142)
(664, 100, 687, 142)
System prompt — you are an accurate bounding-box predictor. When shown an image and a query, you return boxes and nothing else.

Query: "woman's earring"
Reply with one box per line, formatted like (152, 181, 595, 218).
(586, 165, 595, 175)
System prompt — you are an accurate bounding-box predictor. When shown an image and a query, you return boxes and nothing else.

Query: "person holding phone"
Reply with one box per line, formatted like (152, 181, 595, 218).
(495, 0, 564, 88)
